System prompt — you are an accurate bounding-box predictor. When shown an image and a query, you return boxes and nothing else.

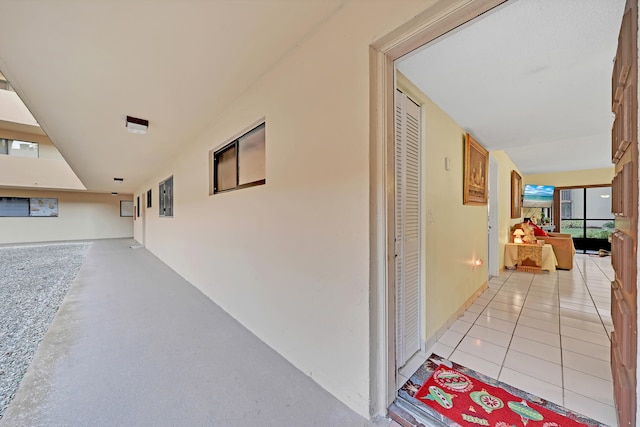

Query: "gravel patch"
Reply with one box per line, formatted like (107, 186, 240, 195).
(0, 242, 91, 419)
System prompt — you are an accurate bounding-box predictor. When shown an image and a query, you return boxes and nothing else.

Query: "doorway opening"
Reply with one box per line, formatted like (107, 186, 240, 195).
(369, 0, 627, 424)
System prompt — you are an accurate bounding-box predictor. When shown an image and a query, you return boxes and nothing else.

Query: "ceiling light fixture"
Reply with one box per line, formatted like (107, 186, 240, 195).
(126, 115, 148, 134)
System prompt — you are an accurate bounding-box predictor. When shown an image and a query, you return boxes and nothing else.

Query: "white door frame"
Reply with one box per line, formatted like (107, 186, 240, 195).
(488, 156, 499, 277)
(368, 0, 508, 417)
(142, 191, 147, 247)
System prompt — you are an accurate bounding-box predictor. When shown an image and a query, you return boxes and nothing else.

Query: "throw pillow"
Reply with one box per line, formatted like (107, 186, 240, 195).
(527, 221, 548, 237)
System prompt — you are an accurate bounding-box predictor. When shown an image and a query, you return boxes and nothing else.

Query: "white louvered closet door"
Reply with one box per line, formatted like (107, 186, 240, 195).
(394, 89, 421, 368)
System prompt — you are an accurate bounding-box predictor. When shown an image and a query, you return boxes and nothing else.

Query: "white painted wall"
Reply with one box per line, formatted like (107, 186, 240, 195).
(0, 89, 38, 127)
(132, 1, 435, 417)
(491, 151, 524, 270)
(419, 89, 488, 341)
(0, 155, 85, 190)
(0, 189, 133, 244)
(0, 128, 84, 189)
(524, 167, 614, 187)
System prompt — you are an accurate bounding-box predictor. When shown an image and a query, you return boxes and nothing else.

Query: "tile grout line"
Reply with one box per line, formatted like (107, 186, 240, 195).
(560, 256, 615, 413)
(557, 264, 566, 408)
(454, 272, 512, 354)
(495, 271, 535, 381)
(577, 255, 614, 340)
(405, 255, 615, 425)
(447, 271, 512, 364)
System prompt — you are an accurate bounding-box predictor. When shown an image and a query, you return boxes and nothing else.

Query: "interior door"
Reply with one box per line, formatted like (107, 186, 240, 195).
(394, 89, 422, 368)
(611, 1, 638, 425)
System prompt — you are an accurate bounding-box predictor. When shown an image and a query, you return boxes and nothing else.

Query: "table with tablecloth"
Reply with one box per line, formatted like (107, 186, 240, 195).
(504, 243, 558, 272)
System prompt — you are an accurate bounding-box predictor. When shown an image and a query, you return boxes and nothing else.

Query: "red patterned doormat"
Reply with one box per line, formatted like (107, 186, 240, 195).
(396, 353, 608, 427)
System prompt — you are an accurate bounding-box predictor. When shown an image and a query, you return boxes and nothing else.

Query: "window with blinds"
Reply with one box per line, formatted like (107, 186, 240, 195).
(0, 197, 29, 216)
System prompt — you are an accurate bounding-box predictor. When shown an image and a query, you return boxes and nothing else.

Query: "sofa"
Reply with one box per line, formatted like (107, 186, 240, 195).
(511, 222, 576, 270)
(541, 232, 576, 270)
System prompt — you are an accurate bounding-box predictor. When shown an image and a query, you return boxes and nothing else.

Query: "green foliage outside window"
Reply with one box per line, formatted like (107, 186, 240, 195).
(560, 219, 614, 239)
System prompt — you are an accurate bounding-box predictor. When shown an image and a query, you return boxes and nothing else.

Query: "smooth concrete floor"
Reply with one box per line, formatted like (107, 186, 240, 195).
(0, 239, 384, 427)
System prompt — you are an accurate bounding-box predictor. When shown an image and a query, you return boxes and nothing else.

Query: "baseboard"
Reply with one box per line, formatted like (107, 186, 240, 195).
(423, 281, 488, 351)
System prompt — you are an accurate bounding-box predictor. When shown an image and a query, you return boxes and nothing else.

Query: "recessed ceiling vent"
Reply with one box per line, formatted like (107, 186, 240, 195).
(113, 177, 124, 182)
(126, 115, 148, 134)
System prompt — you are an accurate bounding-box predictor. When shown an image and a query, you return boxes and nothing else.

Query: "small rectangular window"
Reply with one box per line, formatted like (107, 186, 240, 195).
(0, 139, 39, 157)
(8, 140, 38, 158)
(212, 123, 265, 194)
(159, 176, 173, 217)
(0, 139, 37, 156)
(146, 189, 152, 208)
(0, 197, 29, 216)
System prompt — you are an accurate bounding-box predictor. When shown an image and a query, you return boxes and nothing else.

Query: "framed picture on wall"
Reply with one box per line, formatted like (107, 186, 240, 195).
(511, 170, 522, 218)
(463, 133, 489, 205)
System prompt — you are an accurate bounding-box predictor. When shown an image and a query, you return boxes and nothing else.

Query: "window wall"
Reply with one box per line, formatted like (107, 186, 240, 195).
(559, 185, 613, 252)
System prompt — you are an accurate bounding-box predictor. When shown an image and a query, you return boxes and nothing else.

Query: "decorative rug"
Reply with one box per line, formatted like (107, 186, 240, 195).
(397, 353, 608, 427)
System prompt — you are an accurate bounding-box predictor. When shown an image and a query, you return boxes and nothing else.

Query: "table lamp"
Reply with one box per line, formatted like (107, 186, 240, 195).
(513, 229, 525, 244)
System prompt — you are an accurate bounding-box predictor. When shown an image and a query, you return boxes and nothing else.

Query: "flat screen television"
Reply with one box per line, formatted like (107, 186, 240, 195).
(522, 184, 554, 208)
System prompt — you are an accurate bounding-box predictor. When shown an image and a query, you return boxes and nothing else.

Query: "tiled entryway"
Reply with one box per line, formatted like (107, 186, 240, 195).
(397, 253, 617, 426)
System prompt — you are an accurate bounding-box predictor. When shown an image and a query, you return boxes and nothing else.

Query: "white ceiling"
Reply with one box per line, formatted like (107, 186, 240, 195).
(397, 0, 626, 176)
(0, 1, 626, 194)
(0, 1, 346, 194)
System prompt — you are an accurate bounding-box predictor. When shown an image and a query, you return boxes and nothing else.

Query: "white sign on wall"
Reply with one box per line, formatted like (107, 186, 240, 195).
(120, 200, 134, 217)
(29, 198, 58, 217)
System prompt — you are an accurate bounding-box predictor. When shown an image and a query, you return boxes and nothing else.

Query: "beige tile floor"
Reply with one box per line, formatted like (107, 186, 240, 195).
(395, 253, 618, 427)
